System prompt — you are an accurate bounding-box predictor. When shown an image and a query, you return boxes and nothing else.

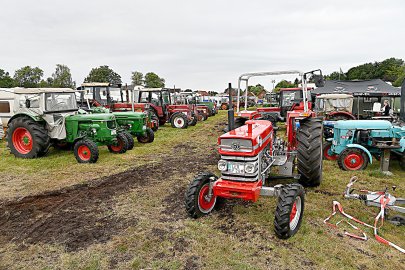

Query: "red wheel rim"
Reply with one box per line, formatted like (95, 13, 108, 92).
(12, 127, 33, 154)
(77, 145, 91, 161)
(198, 184, 216, 212)
(323, 144, 338, 161)
(110, 138, 123, 152)
(290, 202, 297, 222)
(344, 153, 364, 170)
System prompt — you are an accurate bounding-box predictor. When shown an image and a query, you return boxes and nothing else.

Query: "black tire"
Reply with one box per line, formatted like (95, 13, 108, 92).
(189, 114, 198, 126)
(6, 117, 50, 159)
(122, 131, 134, 150)
(400, 154, 405, 170)
(185, 172, 220, 218)
(73, 139, 99, 163)
(337, 148, 369, 171)
(171, 113, 188, 129)
(137, 127, 155, 143)
(274, 184, 305, 239)
(297, 118, 323, 187)
(107, 132, 129, 154)
(149, 110, 159, 132)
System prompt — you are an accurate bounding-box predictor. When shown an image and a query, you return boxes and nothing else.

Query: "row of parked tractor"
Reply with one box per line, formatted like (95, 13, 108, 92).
(0, 83, 218, 163)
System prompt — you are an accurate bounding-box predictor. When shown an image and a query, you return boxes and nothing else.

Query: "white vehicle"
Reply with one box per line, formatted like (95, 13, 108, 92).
(0, 88, 15, 128)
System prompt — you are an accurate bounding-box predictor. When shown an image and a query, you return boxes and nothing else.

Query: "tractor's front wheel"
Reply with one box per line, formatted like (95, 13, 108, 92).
(185, 172, 220, 218)
(171, 113, 188, 129)
(108, 133, 129, 154)
(74, 139, 99, 163)
(274, 184, 305, 239)
(149, 110, 159, 132)
(189, 114, 198, 126)
(399, 154, 405, 170)
(338, 148, 369, 171)
(6, 117, 50, 158)
(297, 118, 323, 187)
(137, 127, 154, 143)
(323, 142, 338, 161)
(122, 132, 134, 150)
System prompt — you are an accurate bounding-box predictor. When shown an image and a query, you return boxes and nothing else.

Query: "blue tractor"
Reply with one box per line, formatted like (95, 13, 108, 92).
(323, 120, 405, 171)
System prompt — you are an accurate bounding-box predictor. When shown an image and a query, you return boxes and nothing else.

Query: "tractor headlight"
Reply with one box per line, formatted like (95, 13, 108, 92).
(218, 160, 227, 171)
(244, 162, 256, 174)
(92, 128, 97, 134)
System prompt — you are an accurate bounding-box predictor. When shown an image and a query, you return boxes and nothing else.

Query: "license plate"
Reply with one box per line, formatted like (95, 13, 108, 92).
(111, 130, 117, 135)
(227, 162, 244, 174)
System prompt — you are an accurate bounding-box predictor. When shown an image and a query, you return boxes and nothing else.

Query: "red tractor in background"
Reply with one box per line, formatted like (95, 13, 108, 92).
(174, 92, 210, 121)
(136, 88, 197, 129)
(185, 70, 324, 239)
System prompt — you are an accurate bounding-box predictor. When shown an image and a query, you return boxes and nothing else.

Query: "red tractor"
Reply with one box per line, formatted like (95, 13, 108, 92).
(174, 92, 210, 121)
(185, 70, 324, 239)
(136, 88, 197, 129)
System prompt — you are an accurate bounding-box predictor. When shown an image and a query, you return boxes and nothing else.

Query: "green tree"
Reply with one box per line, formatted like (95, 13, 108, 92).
(38, 77, 54, 87)
(85, 65, 122, 85)
(0, 69, 15, 87)
(144, 72, 165, 88)
(393, 66, 405, 87)
(131, 71, 144, 86)
(52, 64, 75, 88)
(325, 71, 346, 80)
(13, 66, 44, 87)
(248, 84, 265, 96)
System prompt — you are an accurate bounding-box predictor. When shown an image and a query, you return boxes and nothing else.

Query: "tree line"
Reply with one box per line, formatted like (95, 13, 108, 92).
(0, 65, 166, 89)
(325, 57, 405, 86)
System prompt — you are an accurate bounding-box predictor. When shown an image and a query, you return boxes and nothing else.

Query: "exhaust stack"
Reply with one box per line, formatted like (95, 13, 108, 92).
(228, 83, 235, 131)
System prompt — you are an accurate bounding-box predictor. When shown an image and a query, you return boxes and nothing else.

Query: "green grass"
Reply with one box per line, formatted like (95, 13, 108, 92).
(0, 111, 404, 270)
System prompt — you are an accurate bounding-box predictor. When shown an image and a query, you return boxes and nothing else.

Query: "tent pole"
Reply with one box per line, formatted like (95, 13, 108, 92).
(357, 96, 360, 119)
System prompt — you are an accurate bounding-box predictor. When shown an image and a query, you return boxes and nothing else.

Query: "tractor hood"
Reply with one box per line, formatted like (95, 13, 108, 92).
(112, 111, 146, 120)
(66, 113, 115, 121)
(334, 120, 392, 130)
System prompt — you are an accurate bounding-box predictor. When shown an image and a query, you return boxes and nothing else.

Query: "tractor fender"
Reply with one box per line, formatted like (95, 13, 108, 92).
(328, 111, 356, 120)
(8, 113, 42, 126)
(346, 144, 373, 164)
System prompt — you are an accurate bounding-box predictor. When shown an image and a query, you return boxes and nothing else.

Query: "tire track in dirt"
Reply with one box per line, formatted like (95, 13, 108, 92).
(0, 143, 218, 252)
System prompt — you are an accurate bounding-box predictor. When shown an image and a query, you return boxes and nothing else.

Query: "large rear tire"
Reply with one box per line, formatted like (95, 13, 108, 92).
(185, 172, 219, 218)
(122, 131, 134, 150)
(274, 184, 305, 239)
(107, 133, 129, 154)
(171, 113, 188, 129)
(297, 118, 323, 187)
(149, 110, 159, 132)
(400, 154, 405, 170)
(74, 139, 99, 163)
(189, 114, 198, 126)
(6, 117, 50, 159)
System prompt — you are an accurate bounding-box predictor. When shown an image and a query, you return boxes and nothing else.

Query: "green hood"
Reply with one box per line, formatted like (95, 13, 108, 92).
(112, 112, 146, 120)
(66, 113, 115, 122)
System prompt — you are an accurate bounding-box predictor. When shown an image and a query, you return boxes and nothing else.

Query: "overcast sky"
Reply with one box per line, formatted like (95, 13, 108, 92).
(1, 0, 404, 91)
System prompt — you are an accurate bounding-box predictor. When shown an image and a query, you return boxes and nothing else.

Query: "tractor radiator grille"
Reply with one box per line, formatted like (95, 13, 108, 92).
(220, 155, 259, 182)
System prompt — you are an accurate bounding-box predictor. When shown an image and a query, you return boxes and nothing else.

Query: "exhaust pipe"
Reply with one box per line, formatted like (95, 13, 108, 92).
(228, 83, 235, 131)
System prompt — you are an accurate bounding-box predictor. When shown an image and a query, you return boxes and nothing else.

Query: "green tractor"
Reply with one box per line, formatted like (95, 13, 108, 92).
(6, 88, 130, 163)
(90, 106, 155, 149)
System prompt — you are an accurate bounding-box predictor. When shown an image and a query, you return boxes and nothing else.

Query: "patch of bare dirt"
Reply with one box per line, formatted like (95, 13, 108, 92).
(0, 142, 218, 252)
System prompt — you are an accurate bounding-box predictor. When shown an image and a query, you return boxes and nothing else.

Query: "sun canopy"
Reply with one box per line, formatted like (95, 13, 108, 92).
(312, 79, 400, 97)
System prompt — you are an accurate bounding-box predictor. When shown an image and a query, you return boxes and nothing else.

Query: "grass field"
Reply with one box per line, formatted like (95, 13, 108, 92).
(0, 111, 404, 270)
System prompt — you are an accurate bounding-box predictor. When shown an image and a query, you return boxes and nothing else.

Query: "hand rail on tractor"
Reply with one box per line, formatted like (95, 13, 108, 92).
(236, 70, 305, 114)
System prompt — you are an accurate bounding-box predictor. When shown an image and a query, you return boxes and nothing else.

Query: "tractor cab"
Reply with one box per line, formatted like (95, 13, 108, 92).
(315, 93, 355, 120)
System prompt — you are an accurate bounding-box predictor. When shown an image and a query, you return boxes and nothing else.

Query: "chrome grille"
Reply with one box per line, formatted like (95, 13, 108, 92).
(220, 155, 259, 182)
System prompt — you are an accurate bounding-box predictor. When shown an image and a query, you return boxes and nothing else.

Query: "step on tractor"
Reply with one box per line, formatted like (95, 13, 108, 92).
(6, 88, 130, 163)
(78, 82, 159, 132)
(185, 70, 325, 239)
(136, 88, 197, 129)
(323, 120, 405, 171)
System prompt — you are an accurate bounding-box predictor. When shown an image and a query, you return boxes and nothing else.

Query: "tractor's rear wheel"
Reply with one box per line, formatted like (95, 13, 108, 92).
(221, 104, 228, 110)
(400, 153, 405, 170)
(274, 183, 305, 239)
(189, 114, 198, 126)
(108, 133, 129, 154)
(171, 113, 188, 129)
(122, 132, 134, 150)
(297, 118, 323, 187)
(74, 139, 99, 163)
(338, 148, 369, 171)
(185, 172, 221, 218)
(137, 127, 154, 143)
(323, 141, 338, 161)
(6, 117, 50, 158)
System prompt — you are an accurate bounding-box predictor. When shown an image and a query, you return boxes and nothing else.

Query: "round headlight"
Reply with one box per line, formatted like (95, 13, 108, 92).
(245, 163, 256, 174)
(218, 160, 227, 171)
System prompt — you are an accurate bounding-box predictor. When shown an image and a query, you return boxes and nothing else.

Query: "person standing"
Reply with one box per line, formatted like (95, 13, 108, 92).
(381, 100, 391, 116)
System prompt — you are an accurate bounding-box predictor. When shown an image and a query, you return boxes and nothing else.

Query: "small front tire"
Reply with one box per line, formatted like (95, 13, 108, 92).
(122, 132, 134, 150)
(274, 184, 305, 239)
(74, 139, 99, 163)
(137, 127, 155, 143)
(171, 113, 188, 129)
(108, 133, 129, 154)
(338, 148, 369, 171)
